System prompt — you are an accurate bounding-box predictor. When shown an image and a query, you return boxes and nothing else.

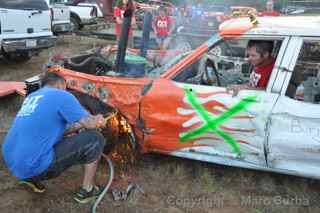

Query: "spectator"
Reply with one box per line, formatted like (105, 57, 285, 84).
(152, 6, 175, 50)
(114, 0, 136, 47)
(227, 40, 275, 95)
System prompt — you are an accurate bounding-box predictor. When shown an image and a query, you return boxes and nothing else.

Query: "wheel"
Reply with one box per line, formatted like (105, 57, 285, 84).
(3, 52, 31, 62)
(94, 62, 110, 76)
(70, 16, 80, 32)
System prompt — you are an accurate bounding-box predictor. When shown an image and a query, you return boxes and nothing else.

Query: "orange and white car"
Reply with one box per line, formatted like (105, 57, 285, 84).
(2, 16, 320, 179)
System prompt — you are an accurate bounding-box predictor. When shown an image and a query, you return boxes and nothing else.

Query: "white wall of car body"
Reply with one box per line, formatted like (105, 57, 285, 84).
(269, 36, 320, 178)
(220, 16, 320, 37)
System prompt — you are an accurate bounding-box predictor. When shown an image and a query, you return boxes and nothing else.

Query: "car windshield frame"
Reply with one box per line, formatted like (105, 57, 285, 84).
(0, 0, 49, 11)
(147, 51, 193, 79)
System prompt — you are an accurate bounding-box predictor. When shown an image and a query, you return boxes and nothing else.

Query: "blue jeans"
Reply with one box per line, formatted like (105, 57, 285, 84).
(30, 129, 106, 181)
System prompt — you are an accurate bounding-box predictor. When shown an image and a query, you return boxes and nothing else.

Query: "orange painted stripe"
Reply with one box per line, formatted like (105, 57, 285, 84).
(161, 44, 209, 79)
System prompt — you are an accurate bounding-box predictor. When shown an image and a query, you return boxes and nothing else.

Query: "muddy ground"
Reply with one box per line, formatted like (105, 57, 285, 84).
(0, 35, 320, 213)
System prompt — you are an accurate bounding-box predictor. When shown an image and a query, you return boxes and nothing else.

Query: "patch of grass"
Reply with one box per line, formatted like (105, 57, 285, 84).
(253, 208, 265, 213)
(198, 167, 218, 193)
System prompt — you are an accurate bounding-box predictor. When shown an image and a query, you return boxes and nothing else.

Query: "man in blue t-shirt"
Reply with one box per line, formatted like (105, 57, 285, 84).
(2, 72, 108, 204)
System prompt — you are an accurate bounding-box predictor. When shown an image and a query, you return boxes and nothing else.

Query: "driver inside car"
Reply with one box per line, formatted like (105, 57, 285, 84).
(226, 40, 276, 95)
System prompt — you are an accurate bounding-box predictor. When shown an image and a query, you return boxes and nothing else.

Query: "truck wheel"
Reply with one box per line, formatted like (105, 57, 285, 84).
(70, 16, 80, 32)
(3, 52, 31, 62)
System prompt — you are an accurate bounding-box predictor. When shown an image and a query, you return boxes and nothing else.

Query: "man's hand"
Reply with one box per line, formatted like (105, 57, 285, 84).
(78, 114, 106, 129)
(226, 84, 249, 96)
(95, 114, 107, 129)
(64, 122, 83, 135)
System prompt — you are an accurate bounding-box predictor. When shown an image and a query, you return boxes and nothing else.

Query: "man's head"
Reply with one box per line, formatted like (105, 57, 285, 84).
(247, 40, 274, 67)
(41, 72, 66, 90)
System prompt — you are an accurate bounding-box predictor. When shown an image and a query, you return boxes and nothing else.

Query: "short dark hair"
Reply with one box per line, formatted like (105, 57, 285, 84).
(159, 6, 166, 11)
(247, 40, 274, 56)
(41, 72, 66, 86)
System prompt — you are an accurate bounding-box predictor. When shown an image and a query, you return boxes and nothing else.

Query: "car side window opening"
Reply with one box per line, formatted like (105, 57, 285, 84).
(285, 40, 320, 104)
(173, 38, 282, 88)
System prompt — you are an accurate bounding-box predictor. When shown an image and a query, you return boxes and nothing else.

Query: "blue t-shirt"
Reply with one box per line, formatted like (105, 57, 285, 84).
(2, 87, 89, 180)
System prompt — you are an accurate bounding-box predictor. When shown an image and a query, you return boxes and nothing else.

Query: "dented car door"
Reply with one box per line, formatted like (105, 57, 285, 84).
(268, 37, 320, 179)
(140, 37, 288, 168)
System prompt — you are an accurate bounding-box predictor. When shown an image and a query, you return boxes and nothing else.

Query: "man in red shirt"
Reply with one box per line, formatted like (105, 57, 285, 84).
(152, 6, 174, 49)
(227, 40, 275, 95)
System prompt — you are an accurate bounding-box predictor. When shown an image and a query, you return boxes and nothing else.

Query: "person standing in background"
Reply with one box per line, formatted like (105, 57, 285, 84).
(114, 0, 136, 47)
(152, 6, 175, 50)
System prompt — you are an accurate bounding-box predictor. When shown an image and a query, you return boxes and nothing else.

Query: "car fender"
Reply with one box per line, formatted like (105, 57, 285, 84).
(0, 81, 26, 97)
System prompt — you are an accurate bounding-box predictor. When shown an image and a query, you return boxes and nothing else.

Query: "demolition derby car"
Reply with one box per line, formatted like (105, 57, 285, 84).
(2, 16, 320, 179)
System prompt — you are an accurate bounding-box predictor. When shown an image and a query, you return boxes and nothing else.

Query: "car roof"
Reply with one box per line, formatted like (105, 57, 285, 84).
(219, 16, 320, 37)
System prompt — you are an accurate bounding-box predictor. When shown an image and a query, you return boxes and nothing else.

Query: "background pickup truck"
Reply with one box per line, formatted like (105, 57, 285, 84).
(46, 0, 71, 35)
(0, 0, 56, 62)
(61, 0, 98, 31)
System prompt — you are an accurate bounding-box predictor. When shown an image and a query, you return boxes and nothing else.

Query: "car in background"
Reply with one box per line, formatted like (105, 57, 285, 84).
(45, 0, 72, 35)
(280, 5, 306, 15)
(56, 0, 98, 31)
(231, 6, 280, 17)
(75, 0, 104, 18)
(0, 0, 56, 62)
(173, 4, 230, 50)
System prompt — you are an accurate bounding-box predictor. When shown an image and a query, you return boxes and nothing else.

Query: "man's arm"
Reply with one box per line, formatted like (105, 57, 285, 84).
(64, 114, 106, 135)
(115, 17, 123, 25)
(64, 122, 83, 134)
(78, 114, 105, 129)
(226, 83, 265, 96)
(168, 17, 175, 34)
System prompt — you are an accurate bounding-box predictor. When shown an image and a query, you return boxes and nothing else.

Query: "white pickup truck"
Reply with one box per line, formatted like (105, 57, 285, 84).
(0, 0, 56, 62)
(76, 0, 104, 18)
(46, 0, 71, 34)
(62, 0, 98, 31)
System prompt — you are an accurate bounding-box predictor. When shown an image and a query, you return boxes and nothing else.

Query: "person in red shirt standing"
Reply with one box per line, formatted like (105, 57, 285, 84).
(114, 0, 136, 47)
(152, 6, 175, 50)
(227, 40, 275, 95)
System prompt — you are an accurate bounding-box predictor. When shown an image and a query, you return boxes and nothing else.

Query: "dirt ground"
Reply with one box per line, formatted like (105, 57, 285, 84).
(0, 35, 320, 213)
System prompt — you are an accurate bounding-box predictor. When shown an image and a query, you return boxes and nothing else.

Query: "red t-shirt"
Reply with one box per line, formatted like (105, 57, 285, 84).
(114, 7, 133, 38)
(249, 58, 275, 88)
(153, 16, 172, 37)
(258, 11, 281, 17)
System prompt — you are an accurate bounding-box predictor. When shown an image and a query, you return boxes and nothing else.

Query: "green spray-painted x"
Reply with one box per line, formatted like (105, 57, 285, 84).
(180, 87, 256, 154)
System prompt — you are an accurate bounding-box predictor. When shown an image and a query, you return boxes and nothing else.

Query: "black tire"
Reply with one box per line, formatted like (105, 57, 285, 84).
(2, 52, 31, 63)
(70, 16, 80, 32)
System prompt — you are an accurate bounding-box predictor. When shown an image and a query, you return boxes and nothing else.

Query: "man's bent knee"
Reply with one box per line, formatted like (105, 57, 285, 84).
(80, 130, 106, 164)
(86, 129, 106, 148)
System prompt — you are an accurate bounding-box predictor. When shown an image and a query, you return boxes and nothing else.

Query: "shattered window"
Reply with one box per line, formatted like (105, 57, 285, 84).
(286, 40, 320, 104)
(172, 38, 282, 88)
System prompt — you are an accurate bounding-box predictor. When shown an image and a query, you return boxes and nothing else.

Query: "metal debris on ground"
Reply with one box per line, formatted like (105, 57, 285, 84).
(111, 183, 145, 201)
